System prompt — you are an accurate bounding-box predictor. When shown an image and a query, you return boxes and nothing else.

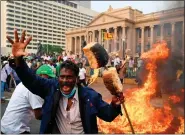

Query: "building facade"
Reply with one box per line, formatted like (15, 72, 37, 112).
(74, 1, 91, 9)
(1, 1, 98, 55)
(66, 6, 184, 58)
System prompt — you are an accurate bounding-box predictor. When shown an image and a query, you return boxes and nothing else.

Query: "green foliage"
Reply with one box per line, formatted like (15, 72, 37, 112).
(42, 44, 64, 54)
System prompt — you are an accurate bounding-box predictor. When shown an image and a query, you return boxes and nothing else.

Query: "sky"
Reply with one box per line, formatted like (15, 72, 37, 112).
(91, 1, 184, 14)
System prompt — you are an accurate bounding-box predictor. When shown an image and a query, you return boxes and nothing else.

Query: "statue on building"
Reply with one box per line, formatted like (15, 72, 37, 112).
(108, 5, 113, 12)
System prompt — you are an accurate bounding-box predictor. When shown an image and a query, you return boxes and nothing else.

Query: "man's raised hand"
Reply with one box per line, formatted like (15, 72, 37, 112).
(6, 29, 32, 57)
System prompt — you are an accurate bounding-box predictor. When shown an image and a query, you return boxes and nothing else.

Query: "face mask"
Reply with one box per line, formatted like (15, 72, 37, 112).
(61, 86, 76, 98)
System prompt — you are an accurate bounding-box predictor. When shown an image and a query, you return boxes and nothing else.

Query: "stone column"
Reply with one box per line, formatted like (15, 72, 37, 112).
(141, 26, 145, 54)
(86, 31, 89, 43)
(106, 28, 109, 52)
(79, 36, 82, 55)
(99, 29, 101, 43)
(182, 21, 184, 53)
(132, 28, 136, 56)
(121, 26, 126, 59)
(150, 25, 154, 48)
(74, 37, 77, 54)
(91, 31, 94, 42)
(69, 37, 72, 52)
(127, 27, 132, 50)
(84, 34, 86, 41)
(171, 22, 175, 49)
(160, 24, 164, 41)
(113, 27, 117, 51)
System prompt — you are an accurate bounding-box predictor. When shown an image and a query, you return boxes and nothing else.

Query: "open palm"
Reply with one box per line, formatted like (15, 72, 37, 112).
(6, 29, 32, 57)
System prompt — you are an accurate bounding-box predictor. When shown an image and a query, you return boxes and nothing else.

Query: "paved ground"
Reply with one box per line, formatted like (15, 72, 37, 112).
(1, 78, 184, 133)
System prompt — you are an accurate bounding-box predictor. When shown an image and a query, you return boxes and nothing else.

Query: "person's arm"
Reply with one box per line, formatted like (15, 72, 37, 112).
(28, 90, 44, 120)
(33, 108, 42, 120)
(95, 93, 123, 122)
(7, 29, 56, 98)
(83, 68, 86, 79)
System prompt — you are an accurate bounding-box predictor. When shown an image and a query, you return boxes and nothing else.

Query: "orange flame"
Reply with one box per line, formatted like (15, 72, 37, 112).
(168, 95, 181, 104)
(97, 41, 184, 134)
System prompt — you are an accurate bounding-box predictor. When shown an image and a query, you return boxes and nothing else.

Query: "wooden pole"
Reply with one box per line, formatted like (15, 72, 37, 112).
(122, 102, 135, 134)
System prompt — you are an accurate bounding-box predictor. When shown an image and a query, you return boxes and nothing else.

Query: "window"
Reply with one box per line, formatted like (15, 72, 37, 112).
(156, 26, 160, 36)
(138, 29, 141, 38)
(21, 21, 26, 24)
(28, 6, 32, 9)
(27, 47, 32, 49)
(7, 14, 14, 17)
(6, 27, 14, 30)
(7, 18, 14, 21)
(27, 26, 32, 29)
(27, 18, 32, 21)
(15, 11, 20, 14)
(15, 20, 20, 23)
(136, 43, 141, 53)
(148, 28, 150, 37)
(7, 9, 14, 13)
(167, 28, 171, 36)
(22, 17, 26, 20)
(15, 24, 20, 27)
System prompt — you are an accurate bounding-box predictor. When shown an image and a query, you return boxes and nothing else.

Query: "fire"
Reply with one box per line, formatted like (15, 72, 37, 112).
(87, 68, 100, 86)
(169, 95, 181, 104)
(97, 41, 184, 133)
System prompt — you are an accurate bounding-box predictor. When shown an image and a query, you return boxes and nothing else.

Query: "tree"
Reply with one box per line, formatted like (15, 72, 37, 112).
(42, 44, 64, 54)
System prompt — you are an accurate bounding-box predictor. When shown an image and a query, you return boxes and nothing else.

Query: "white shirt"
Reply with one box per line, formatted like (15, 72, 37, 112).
(1, 63, 12, 82)
(129, 60, 134, 68)
(137, 59, 143, 68)
(1, 83, 44, 134)
(63, 56, 68, 61)
(79, 68, 86, 80)
(114, 57, 120, 66)
(27, 62, 32, 68)
(56, 87, 84, 134)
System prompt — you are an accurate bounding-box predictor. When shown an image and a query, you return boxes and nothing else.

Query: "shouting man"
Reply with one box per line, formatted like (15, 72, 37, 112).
(7, 29, 124, 134)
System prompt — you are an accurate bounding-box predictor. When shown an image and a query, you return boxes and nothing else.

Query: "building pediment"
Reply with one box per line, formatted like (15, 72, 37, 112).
(87, 13, 123, 27)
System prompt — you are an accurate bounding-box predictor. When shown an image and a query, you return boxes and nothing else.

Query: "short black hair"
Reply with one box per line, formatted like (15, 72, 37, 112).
(60, 60, 79, 76)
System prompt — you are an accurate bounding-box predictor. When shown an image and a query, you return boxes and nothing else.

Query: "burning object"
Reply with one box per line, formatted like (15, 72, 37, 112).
(83, 42, 109, 69)
(102, 67, 122, 95)
(83, 42, 109, 86)
(97, 41, 184, 134)
(102, 67, 135, 134)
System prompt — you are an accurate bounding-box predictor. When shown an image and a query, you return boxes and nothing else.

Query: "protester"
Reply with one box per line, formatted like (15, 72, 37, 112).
(1, 61, 13, 103)
(75, 54, 80, 64)
(63, 53, 68, 61)
(56, 57, 63, 77)
(118, 59, 126, 84)
(128, 57, 134, 78)
(113, 54, 120, 67)
(78, 63, 87, 86)
(1, 64, 56, 134)
(7, 29, 124, 134)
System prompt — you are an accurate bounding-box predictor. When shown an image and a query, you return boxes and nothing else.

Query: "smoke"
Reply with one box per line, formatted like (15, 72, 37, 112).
(157, 1, 184, 107)
(160, 1, 184, 10)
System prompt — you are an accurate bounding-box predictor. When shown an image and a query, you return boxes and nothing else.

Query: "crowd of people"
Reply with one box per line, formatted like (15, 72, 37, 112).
(109, 54, 144, 84)
(1, 45, 144, 103)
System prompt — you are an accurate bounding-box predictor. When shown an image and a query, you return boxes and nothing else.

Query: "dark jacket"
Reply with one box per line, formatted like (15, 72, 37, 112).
(12, 58, 122, 134)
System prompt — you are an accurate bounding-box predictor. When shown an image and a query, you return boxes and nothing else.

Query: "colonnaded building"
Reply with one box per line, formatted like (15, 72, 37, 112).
(66, 6, 184, 58)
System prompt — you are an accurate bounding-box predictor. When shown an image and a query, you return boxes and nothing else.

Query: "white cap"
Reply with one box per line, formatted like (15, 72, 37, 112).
(3, 61, 8, 64)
